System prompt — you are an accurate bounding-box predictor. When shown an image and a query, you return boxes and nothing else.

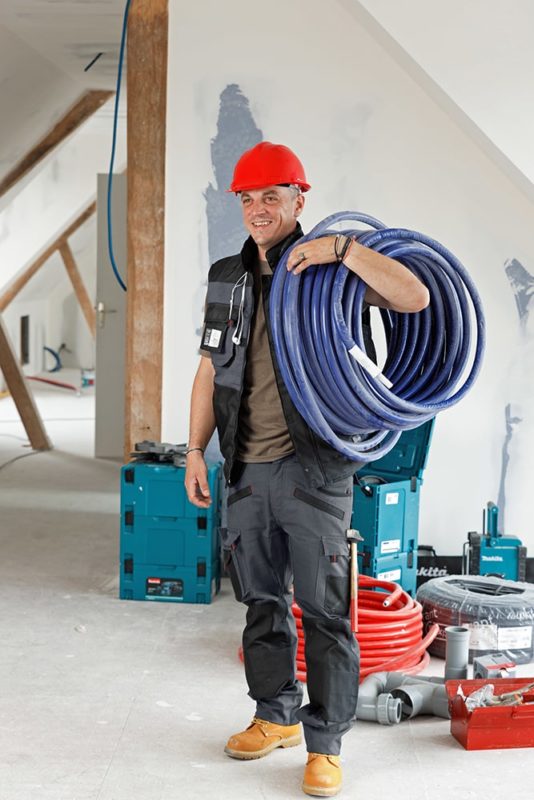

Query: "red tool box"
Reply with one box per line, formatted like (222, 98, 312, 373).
(446, 678, 534, 750)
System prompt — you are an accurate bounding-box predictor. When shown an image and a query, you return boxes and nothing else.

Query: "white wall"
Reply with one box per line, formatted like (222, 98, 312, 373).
(45, 227, 97, 373)
(164, 0, 534, 555)
(1, 298, 46, 385)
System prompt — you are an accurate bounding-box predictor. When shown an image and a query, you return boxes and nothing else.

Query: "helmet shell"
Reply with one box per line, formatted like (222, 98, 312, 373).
(229, 141, 311, 192)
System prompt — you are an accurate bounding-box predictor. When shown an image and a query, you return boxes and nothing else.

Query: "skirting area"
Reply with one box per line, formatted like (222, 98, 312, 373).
(0, 385, 533, 799)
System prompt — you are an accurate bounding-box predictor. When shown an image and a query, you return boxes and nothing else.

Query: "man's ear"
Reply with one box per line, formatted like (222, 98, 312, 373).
(294, 194, 305, 218)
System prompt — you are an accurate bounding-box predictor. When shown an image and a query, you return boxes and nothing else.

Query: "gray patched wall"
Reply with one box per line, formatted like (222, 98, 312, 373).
(204, 84, 262, 265)
(201, 84, 262, 465)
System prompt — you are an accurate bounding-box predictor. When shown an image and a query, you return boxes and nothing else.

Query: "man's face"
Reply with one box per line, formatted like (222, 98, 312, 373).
(239, 185, 305, 256)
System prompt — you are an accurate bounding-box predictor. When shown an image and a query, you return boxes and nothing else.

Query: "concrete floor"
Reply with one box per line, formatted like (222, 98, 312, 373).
(1, 382, 534, 799)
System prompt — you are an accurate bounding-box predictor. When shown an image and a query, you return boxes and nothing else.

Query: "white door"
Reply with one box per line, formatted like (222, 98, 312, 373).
(95, 173, 127, 459)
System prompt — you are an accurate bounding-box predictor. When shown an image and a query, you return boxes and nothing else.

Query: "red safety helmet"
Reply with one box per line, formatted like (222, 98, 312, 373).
(229, 141, 311, 193)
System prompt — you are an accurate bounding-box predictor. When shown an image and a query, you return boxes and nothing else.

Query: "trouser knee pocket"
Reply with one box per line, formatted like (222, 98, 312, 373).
(317, 537, 351, 617)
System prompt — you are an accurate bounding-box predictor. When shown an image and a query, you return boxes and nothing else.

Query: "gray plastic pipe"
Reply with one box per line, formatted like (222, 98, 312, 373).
(445, 625, 469, 680)
(357, 672, 450, 723)
(390, 682, 450, 719)
(356, 673, 402, 725)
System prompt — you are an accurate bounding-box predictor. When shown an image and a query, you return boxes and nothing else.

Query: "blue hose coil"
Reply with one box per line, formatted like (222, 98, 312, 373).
(270, 211, 485, 463)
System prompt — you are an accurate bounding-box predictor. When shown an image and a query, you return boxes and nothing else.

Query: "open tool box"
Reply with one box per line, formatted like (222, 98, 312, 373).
(120, 443, 222, 604)
(353, 419, 434, 596)
(446, 678, 534, 750)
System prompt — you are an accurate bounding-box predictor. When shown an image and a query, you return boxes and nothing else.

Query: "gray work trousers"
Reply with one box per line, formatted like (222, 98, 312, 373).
(221, 454, 359, 755)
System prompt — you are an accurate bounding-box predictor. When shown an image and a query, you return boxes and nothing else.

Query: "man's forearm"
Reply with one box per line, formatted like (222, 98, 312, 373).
(345, 241, 429, 313)
(188, 358, 217, 449)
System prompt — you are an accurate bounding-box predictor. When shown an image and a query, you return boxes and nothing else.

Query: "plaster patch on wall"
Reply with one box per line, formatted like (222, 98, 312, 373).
(194, 85, 261, 337)
(497, 403, 522, 525)
(497, 258, 534, 534)
(505, 258, 533, 329)
(204, 83, 263, 265)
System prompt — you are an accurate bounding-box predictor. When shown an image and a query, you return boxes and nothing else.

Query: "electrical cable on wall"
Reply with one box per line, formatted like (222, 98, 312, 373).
(107, 0, 131, 293)
(271, 211, 485, 463)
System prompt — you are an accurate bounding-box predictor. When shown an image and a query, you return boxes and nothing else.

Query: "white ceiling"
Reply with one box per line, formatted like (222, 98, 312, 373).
(0, 0, 126, 89)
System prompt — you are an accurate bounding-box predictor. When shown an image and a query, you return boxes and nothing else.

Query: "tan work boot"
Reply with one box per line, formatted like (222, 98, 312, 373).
(302, 752, 342, 797)
(224, 717, 302, 760)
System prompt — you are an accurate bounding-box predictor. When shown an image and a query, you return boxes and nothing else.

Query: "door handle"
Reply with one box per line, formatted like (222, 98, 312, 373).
(96, 301, 117, 329)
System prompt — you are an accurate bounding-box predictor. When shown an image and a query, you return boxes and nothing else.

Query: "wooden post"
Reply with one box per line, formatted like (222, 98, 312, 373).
(0, 315, 51, 450)
(59, 242, 96, 338)
(125, 0, 168, 458)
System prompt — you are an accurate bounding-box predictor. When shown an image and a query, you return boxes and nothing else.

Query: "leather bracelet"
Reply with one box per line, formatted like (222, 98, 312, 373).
(342, 237, 356, 262)
(334, 234, 342, 262)
(339, 235, 353, 262)
(185, 447, 204, 456)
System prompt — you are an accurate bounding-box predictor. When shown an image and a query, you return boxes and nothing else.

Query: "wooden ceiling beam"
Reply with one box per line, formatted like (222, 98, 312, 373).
(0, 91, 113, 200)
(59, 242, 96, 338)
(0, 201, 96, 312)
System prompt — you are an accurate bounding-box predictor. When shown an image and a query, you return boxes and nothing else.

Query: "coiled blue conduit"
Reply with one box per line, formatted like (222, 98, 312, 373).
(270, 211, 485, 463)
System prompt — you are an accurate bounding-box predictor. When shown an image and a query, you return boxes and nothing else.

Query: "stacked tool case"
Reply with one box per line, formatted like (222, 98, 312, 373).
(352, 419, 434, 596)
(120, 442, 222, 603)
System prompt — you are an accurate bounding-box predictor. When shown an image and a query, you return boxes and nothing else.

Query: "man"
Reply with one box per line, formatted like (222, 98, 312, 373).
(185, 142, 429, 797)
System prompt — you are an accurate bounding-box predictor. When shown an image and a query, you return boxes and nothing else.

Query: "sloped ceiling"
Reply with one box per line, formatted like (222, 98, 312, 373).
(339, 0, 534, 200)
(0, 1, 125, 186)
(0, 0, 125, 89)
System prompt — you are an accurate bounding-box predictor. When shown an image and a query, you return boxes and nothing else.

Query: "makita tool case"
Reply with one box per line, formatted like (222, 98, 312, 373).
(120, 442, 222, 604)
(353, 419, 434, 596)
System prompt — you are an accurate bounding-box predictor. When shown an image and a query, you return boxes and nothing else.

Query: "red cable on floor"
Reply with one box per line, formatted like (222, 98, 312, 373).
(238, 576, 439, 683)
(27, 376, 79, 391)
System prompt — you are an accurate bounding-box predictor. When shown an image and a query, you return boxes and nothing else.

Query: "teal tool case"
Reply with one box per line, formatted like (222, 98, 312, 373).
(120, 446, 222, 604)
(353, 419, 435, 595)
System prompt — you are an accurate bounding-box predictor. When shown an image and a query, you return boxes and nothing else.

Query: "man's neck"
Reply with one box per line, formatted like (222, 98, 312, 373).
(258, 224, 299, 261)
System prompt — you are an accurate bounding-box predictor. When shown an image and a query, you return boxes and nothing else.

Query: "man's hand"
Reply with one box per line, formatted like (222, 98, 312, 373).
(185, 451, 212, 508)
(286, 236, 339, 274)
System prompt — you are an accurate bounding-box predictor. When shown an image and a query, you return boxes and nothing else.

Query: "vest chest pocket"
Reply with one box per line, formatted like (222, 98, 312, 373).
(202, 302, 236, 367)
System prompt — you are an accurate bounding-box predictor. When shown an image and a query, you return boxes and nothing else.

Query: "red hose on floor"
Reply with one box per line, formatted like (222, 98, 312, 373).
(294, 575, 439, 682)
(238, 576, 439, 683)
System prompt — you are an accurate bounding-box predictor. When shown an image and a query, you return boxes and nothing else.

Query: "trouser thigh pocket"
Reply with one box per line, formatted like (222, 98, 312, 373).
(316, 536, 351, 617)
(221, 526, 280, 603)
(221, 527, 246, 602)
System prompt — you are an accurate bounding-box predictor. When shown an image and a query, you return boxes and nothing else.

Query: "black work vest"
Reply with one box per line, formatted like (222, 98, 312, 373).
(202, 225, 366, 487)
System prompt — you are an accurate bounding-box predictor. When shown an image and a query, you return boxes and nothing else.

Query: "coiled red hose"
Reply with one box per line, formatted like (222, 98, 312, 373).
(294, 575, 439, 682)
(237, 576, 439, 683)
